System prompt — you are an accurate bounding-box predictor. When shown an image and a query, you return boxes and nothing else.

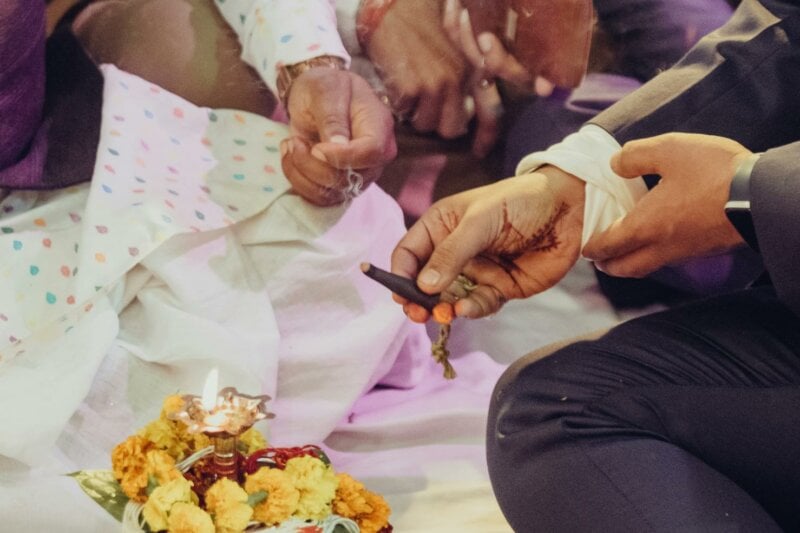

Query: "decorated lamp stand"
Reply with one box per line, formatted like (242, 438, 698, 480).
(170, 368, 274, 481)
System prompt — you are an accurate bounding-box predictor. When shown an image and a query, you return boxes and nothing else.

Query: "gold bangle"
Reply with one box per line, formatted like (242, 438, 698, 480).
(276, 55, 346, 110)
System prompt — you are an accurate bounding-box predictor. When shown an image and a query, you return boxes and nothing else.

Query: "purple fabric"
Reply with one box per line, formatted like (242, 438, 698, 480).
(0, 0, 47, 188)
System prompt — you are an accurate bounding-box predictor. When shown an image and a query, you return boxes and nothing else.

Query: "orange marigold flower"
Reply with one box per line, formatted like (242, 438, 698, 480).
(160, 394, 186, 420)
(245, 467, 300, 525)
(111, 435, 154, 502)
(332, 473, 391, 533)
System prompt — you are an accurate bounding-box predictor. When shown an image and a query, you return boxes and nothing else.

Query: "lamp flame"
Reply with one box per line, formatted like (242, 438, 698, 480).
(201, 368, 219, 411)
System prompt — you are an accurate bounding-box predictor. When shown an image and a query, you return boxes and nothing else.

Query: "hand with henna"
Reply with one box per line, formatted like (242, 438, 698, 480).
(391, 166, 585, 321)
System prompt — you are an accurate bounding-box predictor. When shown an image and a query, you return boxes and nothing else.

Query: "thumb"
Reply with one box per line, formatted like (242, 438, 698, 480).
(417, 219, 489, 294)
(311, 77, 352, 152)
(610, 138, 666, 179)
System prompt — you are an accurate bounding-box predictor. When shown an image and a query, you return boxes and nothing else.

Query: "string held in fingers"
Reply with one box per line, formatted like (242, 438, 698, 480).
(360, 262, 440, 311)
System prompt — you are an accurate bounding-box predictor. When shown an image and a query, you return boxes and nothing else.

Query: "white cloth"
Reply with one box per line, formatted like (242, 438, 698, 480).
(0, 64, 421, 463)
(516, 124, 649, 249)
(213, 0, 351, 95)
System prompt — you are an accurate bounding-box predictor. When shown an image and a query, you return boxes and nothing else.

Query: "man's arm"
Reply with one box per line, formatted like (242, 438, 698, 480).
(751, 143, 800, 315)
(593, 0, 800, 150)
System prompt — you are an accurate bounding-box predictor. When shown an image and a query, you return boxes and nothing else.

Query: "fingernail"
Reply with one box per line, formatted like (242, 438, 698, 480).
(280, 140, 289, 158)
(535, 76, 555, 97)
(419, 269, 441, 287)
(329, 134, 349, 145)
(445, 0, 456, 15)
(459, 8, 470, 26)
(311, 145, 327, 162)
(478, 33, 493, 53)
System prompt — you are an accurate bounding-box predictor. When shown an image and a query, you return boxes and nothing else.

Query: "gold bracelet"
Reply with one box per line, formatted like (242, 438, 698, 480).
(276, 55, 346, 110)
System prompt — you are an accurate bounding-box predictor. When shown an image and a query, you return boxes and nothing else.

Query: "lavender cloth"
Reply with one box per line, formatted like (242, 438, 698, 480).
(0, 0, 48, 188)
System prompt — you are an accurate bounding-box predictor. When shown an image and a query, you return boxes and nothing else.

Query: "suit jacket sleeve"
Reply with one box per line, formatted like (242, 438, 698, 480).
(591, 0, 800, 313)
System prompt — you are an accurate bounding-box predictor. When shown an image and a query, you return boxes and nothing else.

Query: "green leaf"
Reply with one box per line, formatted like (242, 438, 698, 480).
(146, 475, 159, 496)
(247, 490, 268, 507)
(316, 449, 332, 466)
(68, 470, 130, 523)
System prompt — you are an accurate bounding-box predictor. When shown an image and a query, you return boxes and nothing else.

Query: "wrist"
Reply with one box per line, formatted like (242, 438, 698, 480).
(356, 0, 397, 50)
(276, 55, 347, 109)
(532, 164, 586, 212)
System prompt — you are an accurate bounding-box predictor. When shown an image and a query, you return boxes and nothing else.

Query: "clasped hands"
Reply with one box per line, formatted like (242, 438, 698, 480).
(392, 133, 752, 322)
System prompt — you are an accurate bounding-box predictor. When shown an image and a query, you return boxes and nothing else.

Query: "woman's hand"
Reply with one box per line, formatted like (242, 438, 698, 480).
(391, 166, 585, 321)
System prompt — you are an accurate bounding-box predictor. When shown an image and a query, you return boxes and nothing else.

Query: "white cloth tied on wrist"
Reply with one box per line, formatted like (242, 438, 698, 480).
(516, 124, 648, 251)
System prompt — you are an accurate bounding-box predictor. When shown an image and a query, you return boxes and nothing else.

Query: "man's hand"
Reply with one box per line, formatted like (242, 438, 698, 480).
(391, 166, 585, 321)
(280, 68, 396, 206)
(582, 133, 751, 278)
(366, 0, 472, 140)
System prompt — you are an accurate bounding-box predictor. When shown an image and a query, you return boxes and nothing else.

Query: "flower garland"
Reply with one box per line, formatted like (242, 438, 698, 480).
(105, 395, 392, 533)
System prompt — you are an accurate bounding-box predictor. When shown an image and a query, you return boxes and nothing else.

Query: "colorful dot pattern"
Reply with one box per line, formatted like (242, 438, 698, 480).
(0, 65, 290, 364)
(213, 0, 350, 96)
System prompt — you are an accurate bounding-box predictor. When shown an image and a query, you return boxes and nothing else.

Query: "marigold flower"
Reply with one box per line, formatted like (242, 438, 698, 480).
(146, 449, 182, 486)
(111, 435, 154, 502)
(139, 418, 190, 460)
(160, 394, 186, 419)
(142, 476, 194, 532)
(238, 427, 267, 454)
(332, 473, 391, 533)
(245, 467, 300, 525)
(166, 501, 215, 533)
(283, 456, 338, 520)
(205, 477, 248, 513)
(215, 500, 254, 533)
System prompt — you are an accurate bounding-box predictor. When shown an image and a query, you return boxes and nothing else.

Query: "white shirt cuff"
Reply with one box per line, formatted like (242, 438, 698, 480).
(516, 124, 648, 251)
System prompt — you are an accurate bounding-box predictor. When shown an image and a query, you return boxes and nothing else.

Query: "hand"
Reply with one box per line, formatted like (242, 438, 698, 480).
(442, 0, 555, 97)
(582, 133, 751, 278)
(280, 68, 396, 206)
(391, 166, 585, 321)
(366, 0, 472, 139)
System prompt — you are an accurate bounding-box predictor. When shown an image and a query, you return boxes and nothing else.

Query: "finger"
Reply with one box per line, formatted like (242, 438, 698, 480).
(443, 0, 462, 44)
(534, 76, 555, 97)
(281, 137, 348, 205)
(476, 32, 531, 86)
(411, 82, 445, 133)
(309, 73, 353, 145)
(312, 135, 394, 170)
(391, 217, 437, 282)
(417, 214, 492, 294)
(455, 284, 505, 318)
(610, 137, 671, 179)
(594, 246, 667, 279)
(437, 85, 470, 139)
(404, 302, 430, 323)
(457, 8, 485, 68)
(582, 213, 651, 262)
(471, 82, 502, 158)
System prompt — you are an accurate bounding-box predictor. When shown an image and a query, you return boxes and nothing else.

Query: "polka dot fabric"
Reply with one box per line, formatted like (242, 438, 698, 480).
(0, 65, 290, 366)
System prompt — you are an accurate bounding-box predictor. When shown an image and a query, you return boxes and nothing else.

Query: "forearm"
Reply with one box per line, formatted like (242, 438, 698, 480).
(212, 0, 350, 95)
(593, 0, 800, 150)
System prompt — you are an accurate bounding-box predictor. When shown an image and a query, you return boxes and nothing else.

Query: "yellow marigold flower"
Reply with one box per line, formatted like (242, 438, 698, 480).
(238, 427, 267, 454)
(139, 418, 190, 461)
(142, 476, 194, 532)
(205, 478, 248, 514)
(167, 502, 215, 533)
(245, 467, 300, 525)
(283, 456, 338, 521)
(214, 501, 254, 533)
(332, 473, 391, 533)
(146, 449, 182, 486)
(160, 394, 186, 420)
(111, 435, 154, 502)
